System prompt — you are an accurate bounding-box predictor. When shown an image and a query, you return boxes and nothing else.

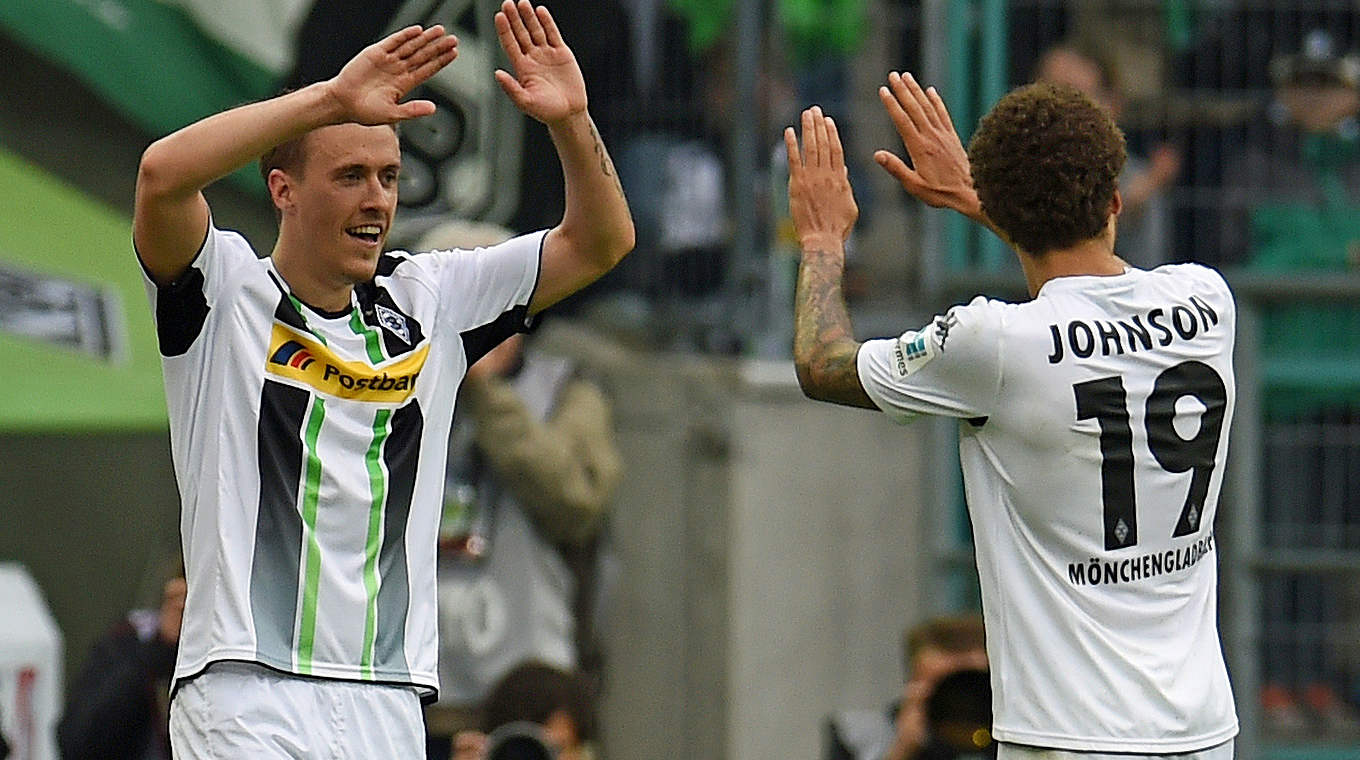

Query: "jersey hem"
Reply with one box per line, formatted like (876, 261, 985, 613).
(172, 654, 439, 703)
(992, 722, 1239, 754)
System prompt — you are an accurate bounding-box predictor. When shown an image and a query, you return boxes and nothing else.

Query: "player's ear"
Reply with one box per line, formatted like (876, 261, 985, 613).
(1109, 188, 1123, 218)
(267, 168, 294, 214)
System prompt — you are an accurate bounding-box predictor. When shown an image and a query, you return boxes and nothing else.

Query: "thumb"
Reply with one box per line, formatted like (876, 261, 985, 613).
(494, 69, 529, 108)
(394, 99, 437, 121)
(875, 150, 919, 190)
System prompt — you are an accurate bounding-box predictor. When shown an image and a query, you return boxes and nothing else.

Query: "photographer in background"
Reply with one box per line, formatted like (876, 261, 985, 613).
(826, 614, 989, 760)
(453, 661, 597, 760)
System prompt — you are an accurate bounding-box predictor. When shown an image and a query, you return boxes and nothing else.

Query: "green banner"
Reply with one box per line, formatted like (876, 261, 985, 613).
(0, 149, 166, 431)
(0, 0, 276, 138)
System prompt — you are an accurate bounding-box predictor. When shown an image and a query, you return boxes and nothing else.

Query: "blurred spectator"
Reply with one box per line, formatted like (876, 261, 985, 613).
(452, 661, 598, 760)
(57, 563, 185, 760)
(825, 613, 989, 760)
(1035, 42, 1181, 269)
(422, 219, 623, 759)
(1222, 27, 1360, 738)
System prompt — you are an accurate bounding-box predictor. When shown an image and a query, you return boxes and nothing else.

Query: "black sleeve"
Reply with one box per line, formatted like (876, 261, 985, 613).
(56, 625, 171, 760)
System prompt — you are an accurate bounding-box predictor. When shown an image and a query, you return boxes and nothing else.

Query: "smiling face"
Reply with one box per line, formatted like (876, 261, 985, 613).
(269, 123, 401, 288)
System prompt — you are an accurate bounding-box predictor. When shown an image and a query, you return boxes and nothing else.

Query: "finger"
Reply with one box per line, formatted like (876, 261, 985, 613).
(801, 108, 818, 168)
(784, 126, 803, 177)
(404, 32, 457, 72)
(379, 26, 424, 54)
(394, 25, 444, 61)
(394, 99, 438, 121)
(811, 106, 829, 167)
(537, 5, 564, 47)
(409, 43, 458, 84)
(826, 116, 845, 170)
(925, 84, 958, 135)
(902, 72, 944, 131)
(493, 7, 522, 62)
(878, 83, 921, 146)
(494, 69, 529, 108)
(888, 72, 935, 136)
(500, 0, 533, 53)
(875, 149, 920, 190)
(518, 0, 548, 47)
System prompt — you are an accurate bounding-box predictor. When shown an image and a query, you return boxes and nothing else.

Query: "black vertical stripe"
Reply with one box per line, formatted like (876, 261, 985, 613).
(250, 379, 309, 666)
(374, 400, 421, 671)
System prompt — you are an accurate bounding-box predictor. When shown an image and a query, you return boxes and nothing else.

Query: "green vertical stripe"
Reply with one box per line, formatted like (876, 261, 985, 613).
(360, 408, 392, 678)
(295, 396, 327, 673)
(287, 295, 328, 346)
(350, 309, 387, 364)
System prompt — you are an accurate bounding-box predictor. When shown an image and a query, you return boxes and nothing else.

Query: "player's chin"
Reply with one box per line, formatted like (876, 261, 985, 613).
(342, 253, 381, 284)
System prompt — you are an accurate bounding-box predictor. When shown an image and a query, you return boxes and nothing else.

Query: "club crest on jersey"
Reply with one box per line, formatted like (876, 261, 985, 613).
(374, 303, 411, 343)
(893, 324, 940, 378)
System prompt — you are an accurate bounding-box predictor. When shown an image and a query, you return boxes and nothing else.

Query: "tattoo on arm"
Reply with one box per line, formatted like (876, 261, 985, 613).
(589, 120, 625, 199)
(793, 250, 876, 409)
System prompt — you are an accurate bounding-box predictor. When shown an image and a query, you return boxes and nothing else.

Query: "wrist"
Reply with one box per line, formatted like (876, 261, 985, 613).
(309, 80, 353, 127)
(799, 236, 846, 260)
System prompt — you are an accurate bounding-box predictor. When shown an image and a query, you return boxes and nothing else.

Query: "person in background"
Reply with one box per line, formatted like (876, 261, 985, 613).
(422, 219, 622, 760)
(57, 564, 186, 760)
(1222, 27, 1360, 737)
(1034, 42, 1181, 269)
(826, 614, 988, 760)
(452, 661, 598, 760)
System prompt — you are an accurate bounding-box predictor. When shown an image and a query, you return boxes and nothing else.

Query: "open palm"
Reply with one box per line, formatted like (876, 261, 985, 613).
(330, 25, 458, 125)
(493, 1, 586, 124)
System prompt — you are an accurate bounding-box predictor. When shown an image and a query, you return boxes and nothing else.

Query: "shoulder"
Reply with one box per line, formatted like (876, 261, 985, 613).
(1148, 262, 1235, 303)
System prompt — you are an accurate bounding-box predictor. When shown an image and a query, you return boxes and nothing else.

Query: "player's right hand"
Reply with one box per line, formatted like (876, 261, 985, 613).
(326, 25, 459, 126)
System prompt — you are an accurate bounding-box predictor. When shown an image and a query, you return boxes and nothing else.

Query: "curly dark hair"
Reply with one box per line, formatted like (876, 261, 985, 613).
(967, 82, 1126, 255)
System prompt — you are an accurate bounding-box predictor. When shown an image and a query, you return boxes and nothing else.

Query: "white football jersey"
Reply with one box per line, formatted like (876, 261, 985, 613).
(858, 264, 1239, 752)
(143, 225, 544, 699)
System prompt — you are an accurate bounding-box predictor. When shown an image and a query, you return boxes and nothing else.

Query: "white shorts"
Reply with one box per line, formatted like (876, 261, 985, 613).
(998, 740, 1234, 760)
(168, 661, 424, 759)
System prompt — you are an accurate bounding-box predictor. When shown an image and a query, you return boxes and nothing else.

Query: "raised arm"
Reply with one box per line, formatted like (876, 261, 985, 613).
(491, 1, 634, 314)
(133, 25, 458, 285)
(786, 106, 875, 409)
(874, 71, 1013, 247)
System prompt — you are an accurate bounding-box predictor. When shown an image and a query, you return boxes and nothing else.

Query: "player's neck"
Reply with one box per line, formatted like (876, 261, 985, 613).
(271, 242, 355, 314)
(1019, 223, 1125, 297)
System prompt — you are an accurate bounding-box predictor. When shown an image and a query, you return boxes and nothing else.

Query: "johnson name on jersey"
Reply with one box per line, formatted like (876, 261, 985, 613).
(858, 264, 1239, 753)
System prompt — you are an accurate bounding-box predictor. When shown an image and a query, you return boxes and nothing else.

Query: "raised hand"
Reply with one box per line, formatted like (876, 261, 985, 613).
(493, 0, 587, 125)
(785, 106, 859, 252)
(327, 25, 458, 125)
(875, 72, 983, 223)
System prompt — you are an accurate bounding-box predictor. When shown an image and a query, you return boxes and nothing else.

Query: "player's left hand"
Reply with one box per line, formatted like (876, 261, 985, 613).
(785, 106, 859, 253)
(875, 72, 983, 223)
(493, 1, 586, 126)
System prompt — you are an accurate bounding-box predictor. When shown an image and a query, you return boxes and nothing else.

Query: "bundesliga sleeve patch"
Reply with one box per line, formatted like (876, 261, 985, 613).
(893, 326, 937, 377)
(891, 311, 958, 378)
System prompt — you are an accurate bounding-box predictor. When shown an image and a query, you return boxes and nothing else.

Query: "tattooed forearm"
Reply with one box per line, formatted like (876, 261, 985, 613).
(793, 250, 875, 409)
(588, 119, 626, 200)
